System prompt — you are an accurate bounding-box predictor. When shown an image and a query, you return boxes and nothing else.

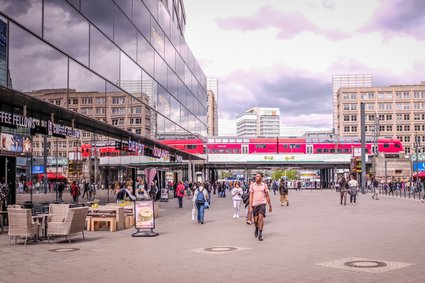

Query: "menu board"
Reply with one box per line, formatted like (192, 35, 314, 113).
(134, 201, 155, 229)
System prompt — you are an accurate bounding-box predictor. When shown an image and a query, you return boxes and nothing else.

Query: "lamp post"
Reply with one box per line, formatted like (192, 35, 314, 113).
(414, 133, 420, 191)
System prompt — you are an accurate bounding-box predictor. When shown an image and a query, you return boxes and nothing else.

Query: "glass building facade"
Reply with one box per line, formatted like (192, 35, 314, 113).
(0, 0, 208, 140)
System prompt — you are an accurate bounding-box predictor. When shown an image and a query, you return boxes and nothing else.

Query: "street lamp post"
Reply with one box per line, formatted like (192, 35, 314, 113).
(414, 133, 420, 192)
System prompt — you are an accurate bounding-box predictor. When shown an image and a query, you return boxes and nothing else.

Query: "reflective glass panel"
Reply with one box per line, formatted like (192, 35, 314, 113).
(69, 59, 105, 115)
(119, 51, 142, 95)
(115, 0, 132, 19)
(0, 0, 42, 36)
(114, 6, 137, 59)
(137, 32, 154, 76)
(9, 23, 67, 92)
(154, 52, 167, 88)
(44, 0, 89, 65)
(150, 20, 164, 57)
(90, 25, 119, 84)
(0, 16, 7, 87)
(133, 0, 150, 39)
(81, 0, 114, 39)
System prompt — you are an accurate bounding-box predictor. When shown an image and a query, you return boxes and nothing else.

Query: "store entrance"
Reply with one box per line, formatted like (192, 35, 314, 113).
(0, 156, 16, 205)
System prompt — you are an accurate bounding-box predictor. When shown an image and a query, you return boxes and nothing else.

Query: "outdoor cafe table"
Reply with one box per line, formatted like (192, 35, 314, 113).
(88, 206, 125, 230)
(32, 214, 49, 240)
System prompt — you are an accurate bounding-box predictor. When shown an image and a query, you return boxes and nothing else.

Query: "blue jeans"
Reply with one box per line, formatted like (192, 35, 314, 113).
(196, 203, 205, 223)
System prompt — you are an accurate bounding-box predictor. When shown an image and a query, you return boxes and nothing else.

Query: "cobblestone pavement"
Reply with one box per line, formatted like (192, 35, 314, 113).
(0, 190, 424, 283)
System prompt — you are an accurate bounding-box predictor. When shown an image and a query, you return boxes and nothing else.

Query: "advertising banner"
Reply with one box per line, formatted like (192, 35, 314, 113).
(1, 133, 23, 152)
(134, 200, 155, 229)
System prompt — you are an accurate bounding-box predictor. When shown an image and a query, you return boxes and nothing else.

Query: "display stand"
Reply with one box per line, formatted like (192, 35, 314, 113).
(160, 188, 169, 202)
(132, 200, 159, 237)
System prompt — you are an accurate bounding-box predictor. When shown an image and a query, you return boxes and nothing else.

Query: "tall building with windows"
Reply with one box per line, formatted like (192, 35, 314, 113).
(0, 0, 207, 140)
(332, 74, 372, 135)
(0, 0, 208, 182)
(237, 107, 280, 137)
(336, 82, 425, 155)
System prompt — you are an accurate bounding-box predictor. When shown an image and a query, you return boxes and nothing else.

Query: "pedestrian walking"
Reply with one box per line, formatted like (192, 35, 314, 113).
(348, 174, 358, 204)
(231, 181, 243, 218)
(70, 181, 80, 203)
(249, 173, 272, 241)
(176, 181, 185, 208)
(339, 176, 348, 205)
(372, 177, 379, 200)
(278, 178, 289, 206)
(193, 183, 209, 224)
(82, 180, 89, 199)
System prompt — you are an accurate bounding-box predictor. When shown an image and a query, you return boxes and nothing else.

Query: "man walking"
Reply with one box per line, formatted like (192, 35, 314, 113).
(249, 173, 272, 241)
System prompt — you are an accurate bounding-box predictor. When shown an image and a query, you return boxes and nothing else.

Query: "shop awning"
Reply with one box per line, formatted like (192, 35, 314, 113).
(37, 173, 67, 180)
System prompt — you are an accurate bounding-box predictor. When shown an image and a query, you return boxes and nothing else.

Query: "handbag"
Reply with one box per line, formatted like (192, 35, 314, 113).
(204, 201, 210, 209)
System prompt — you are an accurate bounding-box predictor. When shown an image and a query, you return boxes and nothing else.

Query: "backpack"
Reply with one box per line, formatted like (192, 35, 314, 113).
(280, 185, 287, 195)
(195, 189, 205, 204)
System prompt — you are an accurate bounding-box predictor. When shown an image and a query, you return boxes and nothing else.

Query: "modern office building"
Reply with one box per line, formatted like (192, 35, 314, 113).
(336, 82, 425, 155)
(0, 0, 207, 195)
(237, 107, 280, 137)
(207, 78, 218, 98)
(207, 90, 218, 136)
(332, 74, 372, 135)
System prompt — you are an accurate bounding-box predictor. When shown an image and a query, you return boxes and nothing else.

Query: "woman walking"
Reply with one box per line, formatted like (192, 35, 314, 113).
(193, 183, 209, 224)
(278, 178, 288, 206)
(339, 176, 348, 205)
(231, 181, 243, 218)
(348, 174, 359, 204)
(70, 181, 80, 203)
(176, 181, 185, 208)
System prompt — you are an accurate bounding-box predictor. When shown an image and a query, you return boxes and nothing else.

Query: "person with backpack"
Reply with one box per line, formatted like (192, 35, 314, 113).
(278, 178, 289, 206)
(231, 181, 243, 219)
(339, 176, 348, 205)
(193, 183, 209, 224)
(176, 181, 185, 208)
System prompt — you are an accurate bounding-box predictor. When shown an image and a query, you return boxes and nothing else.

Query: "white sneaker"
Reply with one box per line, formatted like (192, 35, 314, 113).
(236, 215, 240, 219)
(421, 199, 425, 203)
(233, 214, 236, 218)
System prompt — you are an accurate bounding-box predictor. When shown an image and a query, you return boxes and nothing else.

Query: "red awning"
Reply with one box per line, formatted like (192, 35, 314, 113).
(413, 172, 425, 179)
(37, 173, 67, 180)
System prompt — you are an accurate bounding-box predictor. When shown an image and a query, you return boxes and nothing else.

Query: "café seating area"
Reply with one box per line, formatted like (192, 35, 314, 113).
(0, 201, 159, 246)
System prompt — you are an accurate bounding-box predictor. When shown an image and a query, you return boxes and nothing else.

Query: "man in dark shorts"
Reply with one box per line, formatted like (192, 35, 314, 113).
(249, 173, 272, 241)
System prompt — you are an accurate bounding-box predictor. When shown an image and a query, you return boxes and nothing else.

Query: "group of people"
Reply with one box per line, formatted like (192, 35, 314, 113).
(174, 173, 287, 241)
(338, 174, 359, 205)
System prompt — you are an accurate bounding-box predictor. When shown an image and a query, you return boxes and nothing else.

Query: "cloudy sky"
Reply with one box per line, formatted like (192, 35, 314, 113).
(183, 0, 425, 136)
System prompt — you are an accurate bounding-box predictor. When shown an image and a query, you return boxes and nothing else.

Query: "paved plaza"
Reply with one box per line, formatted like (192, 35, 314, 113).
(0, 190, 424, 283)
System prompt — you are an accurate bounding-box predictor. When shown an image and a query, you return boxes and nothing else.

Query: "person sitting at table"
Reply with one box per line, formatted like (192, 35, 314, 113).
(125, 186, 136, 201)
(136, 184, 149, 200)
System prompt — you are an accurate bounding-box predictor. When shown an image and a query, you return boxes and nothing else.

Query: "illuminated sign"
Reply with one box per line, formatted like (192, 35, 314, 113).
(0, 111, 36, 129)
(48, 121, 81, 139)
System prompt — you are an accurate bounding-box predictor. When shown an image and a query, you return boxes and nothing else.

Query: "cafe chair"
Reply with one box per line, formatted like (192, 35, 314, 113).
(48, 207, 89, 243)
(48, 204, 70, 222)
(7, 208, 39, 246)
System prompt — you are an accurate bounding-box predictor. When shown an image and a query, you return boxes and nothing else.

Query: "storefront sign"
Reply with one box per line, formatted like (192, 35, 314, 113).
(128, 141, 144, 154)
(135, 200, 155, 229)
(48, 121, 81, 139)
(153, 146, 170, 160)
(32, 165, 45, 174)
(0, 111, 36, 129)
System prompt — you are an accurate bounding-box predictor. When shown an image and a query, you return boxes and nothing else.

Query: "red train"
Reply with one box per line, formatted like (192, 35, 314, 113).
(161, 136, 404, 155)
(80, 136, 404, 157)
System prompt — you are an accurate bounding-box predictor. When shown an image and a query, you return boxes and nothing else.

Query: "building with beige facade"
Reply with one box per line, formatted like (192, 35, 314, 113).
(336, 82, 425, 155)
(332, 74, 372, 135)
